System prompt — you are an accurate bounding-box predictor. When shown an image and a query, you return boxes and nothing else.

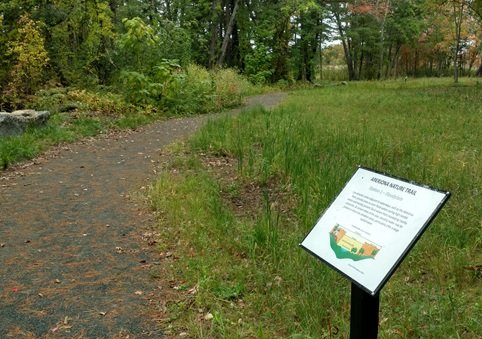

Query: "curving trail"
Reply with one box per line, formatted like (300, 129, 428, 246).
(0, 93, 285, 338)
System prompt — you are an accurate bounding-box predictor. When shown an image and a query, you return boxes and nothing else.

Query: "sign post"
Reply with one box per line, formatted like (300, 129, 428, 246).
(300, 167, 450, 337)
(350, 283, 379, 339)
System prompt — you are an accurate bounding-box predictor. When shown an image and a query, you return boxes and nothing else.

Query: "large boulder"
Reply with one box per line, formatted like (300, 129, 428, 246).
(0, 110, 50, 137)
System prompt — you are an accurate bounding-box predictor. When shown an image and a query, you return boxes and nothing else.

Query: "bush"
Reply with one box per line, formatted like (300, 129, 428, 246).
(211, 68, 252, 110)
(118, 63, 253, 115)
(33, 87, 136, 117)
(169, 64, 213, 114)
(118, 59, 183, 110)
(119, 70, 160, 106)
(2, 15, 49, 109)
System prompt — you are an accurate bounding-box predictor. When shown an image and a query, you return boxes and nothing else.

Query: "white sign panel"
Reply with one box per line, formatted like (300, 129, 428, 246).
(300, 167, 450, 295)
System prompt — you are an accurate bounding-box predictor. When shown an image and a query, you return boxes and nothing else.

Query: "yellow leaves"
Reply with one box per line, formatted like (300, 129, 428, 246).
(4, 14, 49, 102)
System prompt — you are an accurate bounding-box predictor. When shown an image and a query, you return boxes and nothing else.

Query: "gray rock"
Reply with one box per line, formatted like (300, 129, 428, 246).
(0, 110, 51, 137)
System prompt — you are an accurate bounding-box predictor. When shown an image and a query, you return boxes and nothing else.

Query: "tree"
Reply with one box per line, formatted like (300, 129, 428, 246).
(217, 0, 240, 67)
(4, 15, 49, 108)
(294, 2, 326, 81)
(450, 0, 467, 82)
(469, 0, 482, 76)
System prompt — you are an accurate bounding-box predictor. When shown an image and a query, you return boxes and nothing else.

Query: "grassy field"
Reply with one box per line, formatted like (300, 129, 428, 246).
(150, 78, 481, 338)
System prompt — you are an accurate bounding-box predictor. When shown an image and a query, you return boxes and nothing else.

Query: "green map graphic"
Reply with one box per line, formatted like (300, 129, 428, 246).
(329, 225, 380, 261)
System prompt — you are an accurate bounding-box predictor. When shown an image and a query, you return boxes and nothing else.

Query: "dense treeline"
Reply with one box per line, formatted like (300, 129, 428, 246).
(0, 1, 481, 109)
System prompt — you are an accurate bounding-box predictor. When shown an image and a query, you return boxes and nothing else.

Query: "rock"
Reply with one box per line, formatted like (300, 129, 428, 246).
(0, 110, 50, 137)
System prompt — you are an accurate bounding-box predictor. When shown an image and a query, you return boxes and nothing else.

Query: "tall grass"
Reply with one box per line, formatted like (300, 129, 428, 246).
(151, 78, 481, 338)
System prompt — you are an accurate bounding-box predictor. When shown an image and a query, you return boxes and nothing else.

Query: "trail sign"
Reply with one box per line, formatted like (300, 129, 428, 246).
(301, 167, 450, 295)
(300, 167, 450, 338)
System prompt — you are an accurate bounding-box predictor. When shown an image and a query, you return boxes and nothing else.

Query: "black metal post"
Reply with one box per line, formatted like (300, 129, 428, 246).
(350, 282, 380, 339)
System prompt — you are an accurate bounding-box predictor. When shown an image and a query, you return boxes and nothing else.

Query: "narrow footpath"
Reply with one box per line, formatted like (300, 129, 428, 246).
(0, 93, 285, 338)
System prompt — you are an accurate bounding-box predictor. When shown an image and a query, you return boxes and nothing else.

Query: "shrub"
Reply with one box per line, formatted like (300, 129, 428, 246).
(33, 87, 136, 117)
(118, 59, 183, 109)
(212, 68, 252, 110)
(2, 15, 49, 109)
(170, 64, 214, 114)
(118, 63, 253, 115)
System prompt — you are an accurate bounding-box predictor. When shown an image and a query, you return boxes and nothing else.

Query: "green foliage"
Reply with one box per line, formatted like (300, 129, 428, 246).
(0, 13, 7, 88)
(2, 15, 49, 109)
(118, 61, 252, 114)
(212, 68, 251, 109)
(120, 17, 158, 49)
(244, 44, 273, 85)
(156, 19, 192, 67)
(119, 70, 160, 106)
(119, 59, 182, 108)
(169, 64, 213, 114)
(0, 85, 158, 169)
(33, 87, 136, 117)
(118, 17, 159, 72)
(116, 16, 191, 76)
(47, 1, 115, 85)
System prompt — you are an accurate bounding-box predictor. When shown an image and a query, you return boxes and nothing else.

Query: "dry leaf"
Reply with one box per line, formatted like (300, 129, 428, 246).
(188, 285, 198, 295)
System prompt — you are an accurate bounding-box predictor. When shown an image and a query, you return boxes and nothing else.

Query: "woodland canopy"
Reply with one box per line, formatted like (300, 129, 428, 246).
(1, 0, 481, 109)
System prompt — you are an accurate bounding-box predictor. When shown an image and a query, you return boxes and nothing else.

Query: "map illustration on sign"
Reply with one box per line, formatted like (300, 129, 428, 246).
(300, 167, 450, 295)
(329, 224, 380, 261)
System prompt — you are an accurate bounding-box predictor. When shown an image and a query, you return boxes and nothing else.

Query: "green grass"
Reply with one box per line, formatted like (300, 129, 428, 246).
(0, 109, 159, 169)
(150, 77, 481, 338)
(0, 87, 163, 168)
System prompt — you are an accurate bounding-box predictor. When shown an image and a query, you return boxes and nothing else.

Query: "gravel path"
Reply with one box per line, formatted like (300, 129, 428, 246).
(0, 93, 285, 338)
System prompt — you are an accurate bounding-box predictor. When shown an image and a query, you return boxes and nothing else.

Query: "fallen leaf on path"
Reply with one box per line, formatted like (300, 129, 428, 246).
(464, 265, 482, 272)
(188, 285, 198, 295)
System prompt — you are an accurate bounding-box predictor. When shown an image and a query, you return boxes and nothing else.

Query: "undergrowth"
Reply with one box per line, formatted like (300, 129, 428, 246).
(0, 67, 262, 169)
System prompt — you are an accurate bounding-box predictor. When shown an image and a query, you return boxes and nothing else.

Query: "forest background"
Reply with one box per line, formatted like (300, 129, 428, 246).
(1, 0, 482, 112)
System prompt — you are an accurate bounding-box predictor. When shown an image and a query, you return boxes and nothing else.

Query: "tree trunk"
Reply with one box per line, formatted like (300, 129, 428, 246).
(451, 0, 465, 83)
(217, 0, 240, 67)
(377, 0, 390, 79)
(333, 10, 356, 80)
(208, 0, 220, 69)
(272, 15, 291, 82)
(476, 62, 482, 76)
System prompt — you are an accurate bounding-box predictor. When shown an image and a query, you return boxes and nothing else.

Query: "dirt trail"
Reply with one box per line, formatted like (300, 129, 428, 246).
(0, 93, 285, 338)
